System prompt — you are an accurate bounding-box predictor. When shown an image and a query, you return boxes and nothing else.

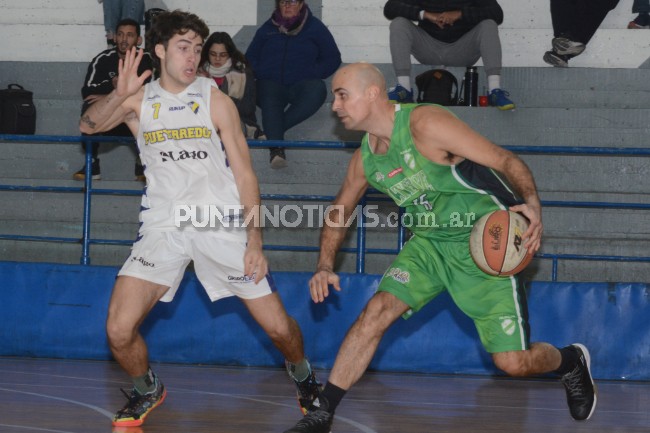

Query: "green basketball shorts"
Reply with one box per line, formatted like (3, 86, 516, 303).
(377, 235, 530, 353)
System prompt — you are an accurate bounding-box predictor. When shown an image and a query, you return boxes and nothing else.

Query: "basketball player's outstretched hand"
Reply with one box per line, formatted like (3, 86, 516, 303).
(244, 244, 268, 284)
(308, 269, 341, 303)
(510, 202, 543, 253)
(116, 47, 152, 98)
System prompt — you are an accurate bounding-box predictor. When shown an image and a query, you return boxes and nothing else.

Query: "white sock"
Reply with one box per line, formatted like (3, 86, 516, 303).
(487, 75, 501, 92)
(397, 76, 411, 90)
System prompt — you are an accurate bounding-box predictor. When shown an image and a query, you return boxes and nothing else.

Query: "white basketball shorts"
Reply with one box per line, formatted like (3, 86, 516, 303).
(118, 230, 275, 302)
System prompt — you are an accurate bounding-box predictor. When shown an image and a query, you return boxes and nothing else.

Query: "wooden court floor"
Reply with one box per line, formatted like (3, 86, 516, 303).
(0, 357, 648, 433)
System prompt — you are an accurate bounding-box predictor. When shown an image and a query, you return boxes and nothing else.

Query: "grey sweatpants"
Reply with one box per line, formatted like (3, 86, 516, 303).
(389, 17, 503, 78)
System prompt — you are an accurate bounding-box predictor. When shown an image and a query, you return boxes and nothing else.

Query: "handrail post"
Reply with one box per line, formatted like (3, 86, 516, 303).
(356, 197, 367, 273)
(80, 136, 93, 265)
(397, 207, 407, 250)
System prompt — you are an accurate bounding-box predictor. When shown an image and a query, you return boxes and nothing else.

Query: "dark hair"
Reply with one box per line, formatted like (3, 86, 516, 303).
(200, 32, 249, 73)
(145, 10, 210, 68)
(116, 18, 141, 36)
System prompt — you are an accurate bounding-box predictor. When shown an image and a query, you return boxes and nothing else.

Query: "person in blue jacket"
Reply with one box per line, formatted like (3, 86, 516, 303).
(246, 0, 342, 169)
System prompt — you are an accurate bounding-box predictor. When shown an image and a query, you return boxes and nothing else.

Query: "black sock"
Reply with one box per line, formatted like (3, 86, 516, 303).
(318, 381, 347, 414)
(555, 345, 579, 375)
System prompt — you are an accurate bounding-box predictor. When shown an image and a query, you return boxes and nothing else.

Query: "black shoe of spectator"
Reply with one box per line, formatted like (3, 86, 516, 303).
(543, 51, 572, 68)
(270, 148, 288, 169)
(73, 158, 101, 181)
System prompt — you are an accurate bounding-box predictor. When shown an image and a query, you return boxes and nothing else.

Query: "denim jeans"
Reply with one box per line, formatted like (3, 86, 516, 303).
(632, 0, 650, 13)
(103, 0, 145, 35)
(256, 79, 327, 142)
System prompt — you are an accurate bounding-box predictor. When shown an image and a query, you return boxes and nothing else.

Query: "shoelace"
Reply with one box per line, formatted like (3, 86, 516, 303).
(116, 388, 142, 415)
(562, 367, 586, 399)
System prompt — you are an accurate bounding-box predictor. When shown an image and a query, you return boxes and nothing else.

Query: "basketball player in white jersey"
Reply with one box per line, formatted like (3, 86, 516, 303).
(80, 10, 321, 428)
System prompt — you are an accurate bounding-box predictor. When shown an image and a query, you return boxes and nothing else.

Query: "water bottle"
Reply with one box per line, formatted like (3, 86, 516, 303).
(463, 67, 478, 107)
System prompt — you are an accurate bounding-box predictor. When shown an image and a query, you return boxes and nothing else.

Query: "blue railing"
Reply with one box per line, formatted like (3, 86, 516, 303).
(1, 133, 649, 281)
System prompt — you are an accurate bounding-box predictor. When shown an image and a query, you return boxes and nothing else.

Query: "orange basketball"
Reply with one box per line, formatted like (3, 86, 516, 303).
(469, 210, 533, 276)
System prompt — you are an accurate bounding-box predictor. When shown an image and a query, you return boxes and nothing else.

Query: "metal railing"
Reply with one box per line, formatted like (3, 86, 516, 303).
(1, 133, 649, 281)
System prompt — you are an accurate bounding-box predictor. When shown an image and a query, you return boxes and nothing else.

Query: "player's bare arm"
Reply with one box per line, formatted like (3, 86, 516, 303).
(309, 149, 369, 303)
(79, 47, 151, 135)
(410, 105, 542, 252)
(210, 87, 268, 283)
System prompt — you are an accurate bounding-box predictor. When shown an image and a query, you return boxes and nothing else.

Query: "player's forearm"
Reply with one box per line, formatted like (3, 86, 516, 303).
(503, 155, 541, 207)
(79, 90, 127, 134)
(316, 225, 347, 272)
(316, 204, 354, 271)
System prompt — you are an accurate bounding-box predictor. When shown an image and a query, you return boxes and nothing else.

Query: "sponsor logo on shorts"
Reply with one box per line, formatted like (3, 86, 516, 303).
(500, 316, 517, 336)
(131, 256, 155, 267)
(386, 267, 410, 284)
(228, 274, 256, 283)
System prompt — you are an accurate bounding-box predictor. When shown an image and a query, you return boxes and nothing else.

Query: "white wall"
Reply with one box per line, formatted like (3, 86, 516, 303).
(0, 0, 648, 67)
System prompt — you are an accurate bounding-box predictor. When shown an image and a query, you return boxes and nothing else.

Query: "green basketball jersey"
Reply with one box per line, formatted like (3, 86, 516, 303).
(361, 104, 522, 241)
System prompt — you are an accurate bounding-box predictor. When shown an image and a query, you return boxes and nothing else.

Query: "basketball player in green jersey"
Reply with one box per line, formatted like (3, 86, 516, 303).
(284, 63, 596, 433)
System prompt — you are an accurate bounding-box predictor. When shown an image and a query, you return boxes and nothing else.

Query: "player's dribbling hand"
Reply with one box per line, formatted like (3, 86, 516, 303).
(116, 47, 152, 98)
(308, 269, 341, 303)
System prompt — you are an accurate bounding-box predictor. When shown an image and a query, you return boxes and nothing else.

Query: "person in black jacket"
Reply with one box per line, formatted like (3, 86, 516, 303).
(384, 0, 515, 110)
(73, 18, 153, 181)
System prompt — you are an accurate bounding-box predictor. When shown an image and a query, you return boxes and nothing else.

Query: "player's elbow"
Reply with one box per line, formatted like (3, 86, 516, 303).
(79, 116, 95, 135)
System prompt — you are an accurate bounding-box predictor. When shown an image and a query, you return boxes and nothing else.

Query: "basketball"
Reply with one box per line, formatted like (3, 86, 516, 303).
(469, 210, 533, 276)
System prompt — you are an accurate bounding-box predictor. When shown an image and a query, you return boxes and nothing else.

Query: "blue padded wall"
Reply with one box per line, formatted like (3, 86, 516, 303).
(0, 261, 647, 380)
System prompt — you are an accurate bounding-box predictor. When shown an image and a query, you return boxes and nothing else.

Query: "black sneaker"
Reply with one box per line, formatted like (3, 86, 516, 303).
(543, 50, 572, 68)
(552, 36, 586, 56)
(287, 361, 323, 414)
(134, 162, 146, 182)
(560, 343, 597, 421)
(284, 398, 333, 433)
(112, 381, 167, 427)
(270, 147, 288, 169)
(73, 158, 101, 181)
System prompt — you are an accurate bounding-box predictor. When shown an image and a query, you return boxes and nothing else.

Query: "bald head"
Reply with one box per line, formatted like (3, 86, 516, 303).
(332, 63, 387, 99)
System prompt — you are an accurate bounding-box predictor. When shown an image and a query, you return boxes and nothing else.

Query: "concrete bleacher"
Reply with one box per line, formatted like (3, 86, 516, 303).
(0, 0, 648, 282)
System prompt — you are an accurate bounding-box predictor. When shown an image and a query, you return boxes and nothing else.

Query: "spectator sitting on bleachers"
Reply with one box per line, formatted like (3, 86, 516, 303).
(245, 0, 341, 169)
(198, 32, 265, 142)
(383, 0, 515, 110)
(628, 0, 650, 28)
(73, 18, 153, 182)
(99, 0, 145, 49)
(543, 0, 620, 67)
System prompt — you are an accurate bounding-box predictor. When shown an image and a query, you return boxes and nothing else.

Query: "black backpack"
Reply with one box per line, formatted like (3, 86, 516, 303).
(0, 84, 36, 134)
(415, 69, 459, 106)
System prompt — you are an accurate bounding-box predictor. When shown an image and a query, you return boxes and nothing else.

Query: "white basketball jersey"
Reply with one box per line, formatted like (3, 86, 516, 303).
(136, 77, 245, 241)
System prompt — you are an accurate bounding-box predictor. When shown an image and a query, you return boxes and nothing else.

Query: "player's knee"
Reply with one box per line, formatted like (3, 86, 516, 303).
(264, 317, 296, 346)
(105, 317, 136, 349)
(357, 298, 394, 335)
